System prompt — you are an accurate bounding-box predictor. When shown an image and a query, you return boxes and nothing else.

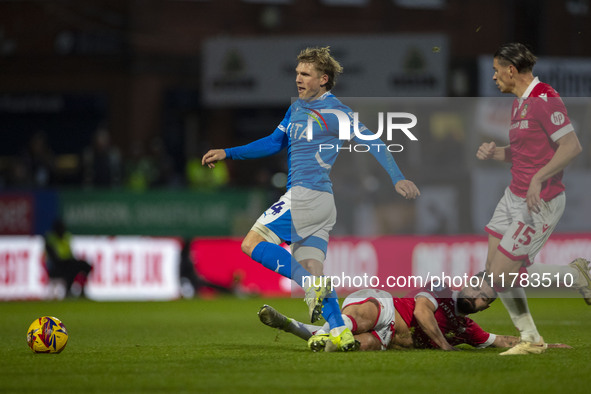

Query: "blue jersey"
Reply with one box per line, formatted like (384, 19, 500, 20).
(225, 92, 405, 193)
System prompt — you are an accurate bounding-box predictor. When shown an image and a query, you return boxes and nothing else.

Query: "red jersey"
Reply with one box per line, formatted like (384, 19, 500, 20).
(508, 78, 574, 200)
(393, 285, 494, 349)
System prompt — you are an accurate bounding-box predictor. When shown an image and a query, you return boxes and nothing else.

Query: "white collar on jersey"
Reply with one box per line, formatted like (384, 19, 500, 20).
(299, 90, 331, 104)
(521, 76, 540, 98)
(316, 91, 331, 101)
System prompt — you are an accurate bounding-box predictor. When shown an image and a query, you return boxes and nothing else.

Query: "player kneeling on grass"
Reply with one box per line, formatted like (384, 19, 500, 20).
(259, 272, 571, 352)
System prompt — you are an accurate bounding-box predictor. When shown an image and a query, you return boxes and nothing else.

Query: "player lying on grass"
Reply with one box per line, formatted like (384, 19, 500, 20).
(260, 274, 508, 351)
(259, 273, 571, 352)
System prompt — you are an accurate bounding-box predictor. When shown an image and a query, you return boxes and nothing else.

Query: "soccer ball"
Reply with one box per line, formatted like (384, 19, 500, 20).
(26, 316, 68, 354)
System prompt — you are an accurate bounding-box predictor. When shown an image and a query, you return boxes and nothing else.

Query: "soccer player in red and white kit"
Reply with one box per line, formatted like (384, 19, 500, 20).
(392, 281, 504, 350)
(258, 276, 523, 351)
(476, 43, 583, 355)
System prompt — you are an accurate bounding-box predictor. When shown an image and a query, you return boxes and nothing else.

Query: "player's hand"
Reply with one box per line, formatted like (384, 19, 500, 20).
(476, 141, 496, 160)
(395, 180, 420, 200)
(526, 177, 542, 214)
(201, 149, 227, 169)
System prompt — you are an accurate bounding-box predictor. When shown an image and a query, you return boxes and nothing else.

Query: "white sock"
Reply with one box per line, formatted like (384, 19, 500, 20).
(341, 315, 354, 331)
(527, 263, 582, 287)
(499, 287, 541, 343)
(316, 314, 354, 338)
(314, 322, 330, 336)
(287, 319, 322, 340)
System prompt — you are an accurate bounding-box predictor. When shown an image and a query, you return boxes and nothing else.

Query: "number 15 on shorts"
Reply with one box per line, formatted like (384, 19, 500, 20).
(505, 220, 537, 257)
(512, 221, 536, 246)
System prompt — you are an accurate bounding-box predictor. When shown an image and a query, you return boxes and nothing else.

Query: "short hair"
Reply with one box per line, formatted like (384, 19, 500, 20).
(494, 43, 538, 73)
(297, 46, 343, 90)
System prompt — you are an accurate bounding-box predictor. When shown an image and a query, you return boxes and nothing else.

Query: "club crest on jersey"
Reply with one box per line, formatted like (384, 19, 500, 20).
(520, 104, 528, 118)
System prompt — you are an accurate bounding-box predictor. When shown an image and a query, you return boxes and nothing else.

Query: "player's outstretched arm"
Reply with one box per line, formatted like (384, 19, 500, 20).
(491, 335, 572, 349)
(201, 149, 227, 169)
(395, 179, 420, 200)
(413, 297, 458, 351)
(490, 335, 520, 348)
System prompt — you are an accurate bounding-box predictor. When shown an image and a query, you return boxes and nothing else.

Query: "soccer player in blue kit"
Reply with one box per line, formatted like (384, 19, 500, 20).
(202, 47, 420, 351)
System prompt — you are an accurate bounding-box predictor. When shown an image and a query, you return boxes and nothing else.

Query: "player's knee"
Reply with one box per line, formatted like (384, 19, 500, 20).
(241, 231, 268, 257)
(240, 239, 255, 257)
(299, 259, 323, 276)
(241, 235, 264, 258)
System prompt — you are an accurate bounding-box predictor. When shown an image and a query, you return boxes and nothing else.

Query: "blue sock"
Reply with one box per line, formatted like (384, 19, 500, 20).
(322, 289, 345, 329)
(251, 242, 310, 288)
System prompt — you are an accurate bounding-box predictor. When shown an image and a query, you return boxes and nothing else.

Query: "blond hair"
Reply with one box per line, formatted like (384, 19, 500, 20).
(297, 46, 343, 90)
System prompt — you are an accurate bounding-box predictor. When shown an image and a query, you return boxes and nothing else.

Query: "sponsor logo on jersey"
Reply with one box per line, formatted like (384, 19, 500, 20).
(304, 107, 328, 132)
(274, 259, 285, 273)
(551, 111, 565, 126)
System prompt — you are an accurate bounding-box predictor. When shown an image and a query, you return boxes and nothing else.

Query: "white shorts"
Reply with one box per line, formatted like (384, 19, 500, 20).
(485, 187, 565, 266)
(342, 289, 396, 350)
(251, 186, 336, 262)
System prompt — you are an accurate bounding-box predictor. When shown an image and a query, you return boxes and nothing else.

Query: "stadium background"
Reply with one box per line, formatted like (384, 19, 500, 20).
(1, 0, 591, 300)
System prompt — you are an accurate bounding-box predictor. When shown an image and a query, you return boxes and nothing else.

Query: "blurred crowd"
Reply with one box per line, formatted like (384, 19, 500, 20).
(0, 109, 471, 192)
(0, 127, 231, 191)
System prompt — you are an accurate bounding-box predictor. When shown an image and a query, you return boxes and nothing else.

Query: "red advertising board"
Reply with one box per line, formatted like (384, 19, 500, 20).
(2, 234, 591, 300)
(0, 236, 46, 299)
(193, 234, 591, 296)
(0, 236, 182, 301)
(0, 194, 34, 235)
(191, 238, 290, 297)
(72, 236, 182, 301)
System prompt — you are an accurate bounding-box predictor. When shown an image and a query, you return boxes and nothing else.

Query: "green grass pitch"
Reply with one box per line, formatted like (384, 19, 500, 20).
(1, 296, 590, 393)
